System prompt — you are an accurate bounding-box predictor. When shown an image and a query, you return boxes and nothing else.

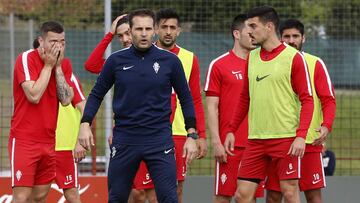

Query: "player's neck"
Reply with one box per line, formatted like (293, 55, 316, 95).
(232, 44, 249, 60)
(261, 35, 281, 52)
(155, 41, 175, 51)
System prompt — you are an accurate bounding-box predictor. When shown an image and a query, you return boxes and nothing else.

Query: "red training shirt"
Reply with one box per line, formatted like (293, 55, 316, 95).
(10, 49, 73, 143)
(204, 50, 248, 147)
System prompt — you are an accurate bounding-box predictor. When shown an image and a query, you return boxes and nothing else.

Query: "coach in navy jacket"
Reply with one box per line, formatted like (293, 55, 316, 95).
(77, 9, 198, 203)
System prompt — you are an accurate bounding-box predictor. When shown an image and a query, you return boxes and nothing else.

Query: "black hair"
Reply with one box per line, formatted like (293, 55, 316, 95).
(247, 6, 279, 30)
(279, 19, 304, 36)
(33, 38, 40, 49)
(115, 15, 129, 33)
(40, 21, 64, 37)
(128, 9, 155, 28)
(156, 8, 180, 26)
(231, 14, 247, 39)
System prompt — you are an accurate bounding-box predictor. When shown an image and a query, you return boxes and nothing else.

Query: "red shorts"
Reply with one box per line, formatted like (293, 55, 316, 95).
(238, 138, 300, 181)
(173, 136, 187, 181)
(214, 147, 264, 198)
(8, 137, 56, 187)
(214, 147, 243, 196)
(55, 151, 78, 189)
(266, 151, 325, 192)
(133, 161, 154, 190)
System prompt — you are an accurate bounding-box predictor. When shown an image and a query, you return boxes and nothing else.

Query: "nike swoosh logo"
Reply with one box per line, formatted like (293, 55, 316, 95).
(312, 179, 321, 184)
(232, 71, 241, 74)
(142, 180, 152, 185)
(123, 65, 134, 70)
(285, 170, 296, 175)
(164, 148, 172, 154)
(256, 74, 270, 82)
(64, 181, 73, 185)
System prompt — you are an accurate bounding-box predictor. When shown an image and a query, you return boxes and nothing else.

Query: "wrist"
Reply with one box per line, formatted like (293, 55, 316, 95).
(187, 132, 198, 140)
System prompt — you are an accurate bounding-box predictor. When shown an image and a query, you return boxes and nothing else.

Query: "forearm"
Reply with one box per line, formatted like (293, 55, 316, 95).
(206, 100, 221, 145)
(55, 67, 73, 106)
(22, 66, 53, 103)
(84, 32, 113, 74)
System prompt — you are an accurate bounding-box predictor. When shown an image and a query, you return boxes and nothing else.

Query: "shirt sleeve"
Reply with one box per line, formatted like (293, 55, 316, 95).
(69, 73, 86, 106)
(15, 50, 37, 85)
(171, 56, 196, 130)
(84, 32, 113, 74)
(204, 59, 221, 97)
(314, 59, 336, 131)
(81, 55, 116, 124)
(291, 53, 314, 138)
(229, 60, 250, 133)
(189, 55, 206, 138)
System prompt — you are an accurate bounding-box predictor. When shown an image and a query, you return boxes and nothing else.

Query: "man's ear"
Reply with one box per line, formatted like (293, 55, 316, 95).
(302, 34, 306, 44)
(177, 27, 181, 37)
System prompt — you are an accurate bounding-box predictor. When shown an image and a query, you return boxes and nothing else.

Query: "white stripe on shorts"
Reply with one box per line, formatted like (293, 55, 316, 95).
(215, 161, 220, 195)
(11, 138, 15, 187)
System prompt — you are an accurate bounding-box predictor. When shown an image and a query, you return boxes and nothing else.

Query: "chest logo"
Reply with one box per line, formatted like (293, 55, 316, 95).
(153, 62, 160, 74)
(123, 65, 134, 70)
(256, 74, 270, 82)
(232, 70, 243, 80)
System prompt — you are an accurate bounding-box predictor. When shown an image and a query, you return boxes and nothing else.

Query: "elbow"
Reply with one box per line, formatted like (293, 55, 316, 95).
(26, 94, 41, 104)
(60, 98, 72, 107)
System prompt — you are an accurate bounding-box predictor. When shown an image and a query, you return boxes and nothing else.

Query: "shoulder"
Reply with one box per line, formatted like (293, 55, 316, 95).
(16, 49, 38, 68)
(154, 45, 179, 58)
(209, 52, 230, 68)
(303, 52, 320, 62)
(109, 46, 131, 58)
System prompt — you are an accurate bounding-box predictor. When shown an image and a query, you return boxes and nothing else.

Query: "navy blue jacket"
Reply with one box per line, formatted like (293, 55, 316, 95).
(82, 45, 196, 145)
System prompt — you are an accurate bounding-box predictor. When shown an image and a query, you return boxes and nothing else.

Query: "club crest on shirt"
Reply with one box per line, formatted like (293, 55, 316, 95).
(153, 62, 160, 74)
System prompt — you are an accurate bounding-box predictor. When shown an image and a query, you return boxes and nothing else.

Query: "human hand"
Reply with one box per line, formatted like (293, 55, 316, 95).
(196, 138, 208, 159)
(78, 122, 95, 151)
(39, 43, 60, 68)
(111, 14, 127, 34)
(313, 126, 330, 146)
(224, 132, 235, 156)
(74, 142, 87, 163)
(213, 142, 227, 163)
(183, 137, 198, 164)
(108, 134, 113, 146)
(287, 137, 305, 158)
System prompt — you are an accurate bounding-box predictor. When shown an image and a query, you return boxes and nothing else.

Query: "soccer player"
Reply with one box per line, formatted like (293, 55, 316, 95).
(8, 21, 74, 203)
(266, 19, 336, 203)
(78, 9, 198, 203)
(84, 14, 131, 74)
(224, 6, 314, 203)
(54, 73, 86, 203)
(204, 14, 263, 203)
(33, 38, 87, 203)
(153, 8, 207, 203)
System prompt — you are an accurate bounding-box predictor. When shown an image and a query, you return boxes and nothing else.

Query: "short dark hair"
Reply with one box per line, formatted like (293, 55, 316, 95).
(128, 9, 155, 28)
(115, 15, 129, 33)
(231, 14, 247, 39)
(40, 21, 64, 37)
(247, 6, 279, 30)
(33, 38, 40, 49)
(156, 8, 180, 26)
(279, 19, 304, 36)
